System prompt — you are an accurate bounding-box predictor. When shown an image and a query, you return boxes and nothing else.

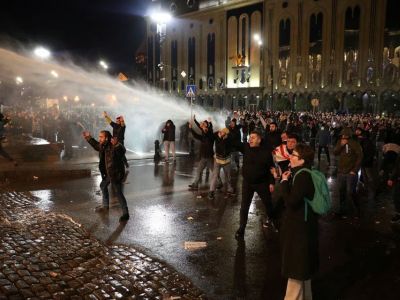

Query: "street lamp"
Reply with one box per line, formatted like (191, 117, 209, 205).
(50, 70, 59, 78)
(254, 34, 274, 111)
(34, 47, 51, 59)
(15, 76, 23, 85)
(99, 60, 109, 70)
(150, 10, 172, 89)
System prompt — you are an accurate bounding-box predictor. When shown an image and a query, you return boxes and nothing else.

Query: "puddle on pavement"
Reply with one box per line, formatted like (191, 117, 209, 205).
(31, 190, 55, 211)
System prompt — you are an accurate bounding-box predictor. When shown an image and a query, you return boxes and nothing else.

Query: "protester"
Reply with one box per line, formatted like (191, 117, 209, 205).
(83, 130, 129, 222)
(280, 144, 318, 300)
(0, 113, 18, 166)
(333, 128, 363, 218)
(188, 117, 215, 189)
(235, 131, 276, 238)
(316, 123, 331, 166)
(208, 127, 234, 200)
(228, 118, 242, 170)
(104, 111, 129, 168)
(162, 119, 176, 162)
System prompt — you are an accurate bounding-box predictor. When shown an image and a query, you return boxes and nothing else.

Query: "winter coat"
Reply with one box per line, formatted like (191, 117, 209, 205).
(110, 122, 126, 144)
(238, 142, 275, 185)
(86, 137, 126, 182)
(265, 130, 282, 149)
(190, 128, 215, 159)
(358, 136, 376, 168)
(316, 128, 331, 147)
(229, 124, 242, 150)
(214, 132, 232, 162)
(162, 124, 176, 142)
(280, 165, 318, 280)
(334, 139, 363, 174)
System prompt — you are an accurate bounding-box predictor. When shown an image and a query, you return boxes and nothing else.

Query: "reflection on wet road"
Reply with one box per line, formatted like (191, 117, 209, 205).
(20, 158, 400, 299)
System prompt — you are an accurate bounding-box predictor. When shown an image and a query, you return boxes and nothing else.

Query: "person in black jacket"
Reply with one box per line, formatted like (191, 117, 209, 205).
(235, 131, 276, 238)
(208, 127, 234, 199)
(0, 113, 18, 166)
(280, 144, 318, 300)
(355, 127, 376, 200)
(162, 120, 176, 162)
(103, 111, 129, 168)
(229, 118, 242, 170)
(83, 130, 129, 222)
(188, 118, 215, 189)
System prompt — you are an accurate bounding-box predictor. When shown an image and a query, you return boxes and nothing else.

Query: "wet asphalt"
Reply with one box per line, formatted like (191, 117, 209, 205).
(9, 157, 400, 300)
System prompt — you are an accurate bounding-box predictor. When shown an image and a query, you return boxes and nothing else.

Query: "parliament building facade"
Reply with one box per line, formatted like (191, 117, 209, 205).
(146, 0, 400, 114)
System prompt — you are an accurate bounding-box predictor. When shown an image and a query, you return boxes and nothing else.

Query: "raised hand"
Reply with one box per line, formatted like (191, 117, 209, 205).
(111, 137, 118, 145)
(82, 131, 90, 138)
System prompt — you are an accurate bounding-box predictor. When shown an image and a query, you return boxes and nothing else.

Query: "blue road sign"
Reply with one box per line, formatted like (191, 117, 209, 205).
(186, 85, 196, 97)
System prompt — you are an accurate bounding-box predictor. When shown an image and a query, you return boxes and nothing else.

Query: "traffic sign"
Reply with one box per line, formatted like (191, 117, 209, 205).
(186, 85, 196, 97)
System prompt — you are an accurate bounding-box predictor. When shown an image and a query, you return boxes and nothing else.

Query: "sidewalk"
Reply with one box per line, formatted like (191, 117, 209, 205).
(0, 190, 205, 299)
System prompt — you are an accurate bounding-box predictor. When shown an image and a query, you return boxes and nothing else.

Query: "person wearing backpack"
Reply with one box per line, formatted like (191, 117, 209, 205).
(280, 144, 319, 300)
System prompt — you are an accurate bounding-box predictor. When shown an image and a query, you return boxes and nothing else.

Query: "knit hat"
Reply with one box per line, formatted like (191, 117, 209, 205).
(220, 127, 230, 135)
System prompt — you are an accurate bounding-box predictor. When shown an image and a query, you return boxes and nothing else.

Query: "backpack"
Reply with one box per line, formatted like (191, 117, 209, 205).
(293, 168, 331, 221)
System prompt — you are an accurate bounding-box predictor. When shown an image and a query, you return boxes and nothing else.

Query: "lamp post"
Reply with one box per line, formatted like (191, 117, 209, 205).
(254, 34, 272, 111)
(150, 11, 172, 90)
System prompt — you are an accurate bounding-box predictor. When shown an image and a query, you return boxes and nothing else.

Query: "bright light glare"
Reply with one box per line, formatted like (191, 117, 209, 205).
(99, 60, 108, 70)
(258, 40, 263, 46)
(74, 96, 80, 102)
(253, 34, 260, 41)
(34, 47, 51, 59)
(16, 76, 23, 84)
(50, 70, 59, 78)
(150, 12, 172, 24)
(63, 96, 68, 101)
(181, 71, 187, 78)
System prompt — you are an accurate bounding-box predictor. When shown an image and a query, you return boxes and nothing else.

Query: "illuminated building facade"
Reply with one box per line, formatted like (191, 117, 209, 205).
(147, 0, 400, 113)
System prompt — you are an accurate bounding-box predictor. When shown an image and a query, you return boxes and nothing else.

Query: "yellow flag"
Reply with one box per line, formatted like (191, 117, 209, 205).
(118, 72, 128, 82)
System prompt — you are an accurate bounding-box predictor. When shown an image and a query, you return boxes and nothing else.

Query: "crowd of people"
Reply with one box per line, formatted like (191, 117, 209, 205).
(178, 109, 400, 299)
(2, 103, 400, 299)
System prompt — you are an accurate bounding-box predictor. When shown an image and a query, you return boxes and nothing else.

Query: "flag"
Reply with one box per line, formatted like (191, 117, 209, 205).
(118, 72, 128, 82)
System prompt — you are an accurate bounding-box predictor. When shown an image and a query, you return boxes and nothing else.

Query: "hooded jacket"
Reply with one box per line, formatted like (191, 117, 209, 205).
(86, 136, 126, 182)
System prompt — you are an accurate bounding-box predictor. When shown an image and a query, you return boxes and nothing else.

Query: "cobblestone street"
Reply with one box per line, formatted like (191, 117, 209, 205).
(0, 191, 205, 299)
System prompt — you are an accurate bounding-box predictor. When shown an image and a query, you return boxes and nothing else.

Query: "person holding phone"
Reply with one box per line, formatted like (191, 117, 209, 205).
(280, 144, 318, 300)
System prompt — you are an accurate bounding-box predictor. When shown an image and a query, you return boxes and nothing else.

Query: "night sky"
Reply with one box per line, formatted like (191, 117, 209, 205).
(0, 0, 151, 74)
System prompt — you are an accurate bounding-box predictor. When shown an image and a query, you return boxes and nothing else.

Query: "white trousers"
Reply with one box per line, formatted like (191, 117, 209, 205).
(164, 141, 176, 160)
(284, 279, 313, 300)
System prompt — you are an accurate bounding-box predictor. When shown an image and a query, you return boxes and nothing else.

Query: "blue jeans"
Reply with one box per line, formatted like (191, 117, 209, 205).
(210, 162, 232, 192)
(100, 177, 129, 215)
(337, 173, 358, 215)
(192, 157, 214, 186)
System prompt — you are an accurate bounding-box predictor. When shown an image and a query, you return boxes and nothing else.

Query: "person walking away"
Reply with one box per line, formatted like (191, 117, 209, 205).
(333, 128, 363, 218)
(316, 124, 331, 166)
(235, 131, 276, 238)
(83, 130, 129, 222)
(162, 120, 176, 162)
(355, 127, 376, 200)
(280, 144, 318, 300)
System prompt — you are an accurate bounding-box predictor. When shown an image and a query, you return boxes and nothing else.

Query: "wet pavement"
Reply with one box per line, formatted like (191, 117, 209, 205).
(2, 156, 400, 299)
